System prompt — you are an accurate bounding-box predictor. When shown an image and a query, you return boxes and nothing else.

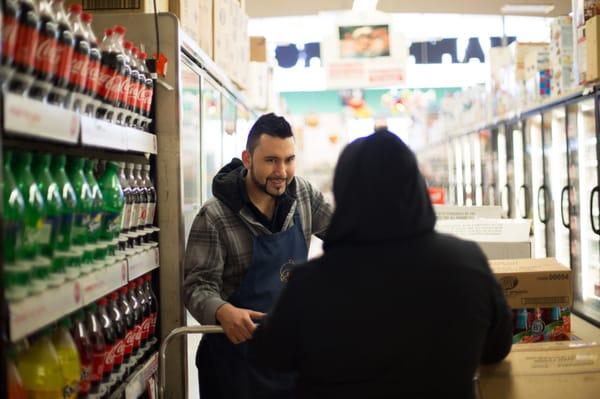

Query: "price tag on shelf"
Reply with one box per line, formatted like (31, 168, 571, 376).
(80, 116, 127, 150)
(125, 353, 159, 399)
(4, 92, 80, 143)
(10, 281, 82, 341)
(80, 260, 128, 305)
(125, 129, 158, 154)
(128, 248, 160, 281)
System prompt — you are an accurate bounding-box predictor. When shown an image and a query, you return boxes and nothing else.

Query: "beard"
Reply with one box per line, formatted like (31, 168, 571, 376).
(251, 164, 288, 198)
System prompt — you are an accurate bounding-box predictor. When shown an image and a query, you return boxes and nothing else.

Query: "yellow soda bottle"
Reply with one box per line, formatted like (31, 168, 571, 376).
(52, 317, 82, 399)
(16, 327, 64, 398)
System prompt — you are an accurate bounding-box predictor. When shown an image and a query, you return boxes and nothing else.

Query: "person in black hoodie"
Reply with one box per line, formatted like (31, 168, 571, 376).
(251, 129, 513, 398)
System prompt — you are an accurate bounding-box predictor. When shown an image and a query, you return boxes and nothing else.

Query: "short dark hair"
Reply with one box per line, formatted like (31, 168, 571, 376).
(246, 113, 293, 154)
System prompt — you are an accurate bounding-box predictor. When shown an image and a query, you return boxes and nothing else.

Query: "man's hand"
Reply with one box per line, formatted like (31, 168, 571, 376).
(216, 303, 265, 344)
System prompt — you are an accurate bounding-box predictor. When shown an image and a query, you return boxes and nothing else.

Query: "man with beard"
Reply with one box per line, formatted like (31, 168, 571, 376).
(184, 113, 332, 399)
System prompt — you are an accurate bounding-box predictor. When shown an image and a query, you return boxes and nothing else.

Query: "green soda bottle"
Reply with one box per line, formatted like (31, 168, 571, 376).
(12, 151, 51, 294)
(31, 153, 67, 288)
(98, 161, 125, 257)
(3, 149, 31, 302)
(51, 154, 82, 281)
(85, 159, 109, 266)
(66, 156, 95, 274)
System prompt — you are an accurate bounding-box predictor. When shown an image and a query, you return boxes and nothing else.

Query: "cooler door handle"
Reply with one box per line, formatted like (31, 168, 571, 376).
(519, 184, 530, 219)
(590, 187, 600, 235)
(561, 186, 570, 228)
(538, 185, 548, 224)
(502, 184, 512, 217)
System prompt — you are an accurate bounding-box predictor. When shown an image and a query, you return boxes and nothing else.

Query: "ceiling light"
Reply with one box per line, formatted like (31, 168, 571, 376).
(353, 0, 378, 12)
(501, 4, 555, 14)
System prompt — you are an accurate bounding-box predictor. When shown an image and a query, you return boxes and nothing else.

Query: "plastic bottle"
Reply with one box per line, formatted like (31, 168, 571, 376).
(7, 345, 27, 399)
(70, 309, 92, 398)
(51, 154, 81, 280)
(125, 163, 140, 232)
(28, 0, 57, 101)
(141, 164, 156, 228)
(97, 160, 124, 257)
(144, 274, 158, 342)
(31, 152, 65, 287)
(52, 317, 81, 399)
(16, 326, 65, 398)
(118, 285, 136, 365)
(0, 0, 21, 85)
(96, 28, 119, 119)
(8, 0, 40, 95)
(138, 51, 153, 118)
(66, 4, 90, 112)
(3, 149, 30, 302)
(66, 156, 94, 271)
(135, 277, 151, 352)
(84, 158, 107, 263)
(85, 303, 106, 396)
(108, 291, 128, 376)
(48, 0, 74, 106)
(112, 25, 131, 115)
(127, 280, 143, 358)
(134, 164, 148, 232)
(118, 162, 132, 235)
(12, 150, 50, 294)
(80, 12, 100, 115)
(124, 41, 140, 118)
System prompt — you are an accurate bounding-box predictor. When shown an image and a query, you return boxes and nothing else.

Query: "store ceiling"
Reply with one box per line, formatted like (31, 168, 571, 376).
(246, 0, 571, 18)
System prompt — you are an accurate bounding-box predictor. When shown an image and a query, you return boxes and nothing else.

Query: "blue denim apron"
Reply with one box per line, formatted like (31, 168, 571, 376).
(197, 212, 308, 399)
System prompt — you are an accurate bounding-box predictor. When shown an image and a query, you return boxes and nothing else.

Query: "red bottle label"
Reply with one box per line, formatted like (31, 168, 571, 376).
(141, 316, 152, 341)
(79, 363, 92, 394)
(91, 351, 105, 383)
(139, 87, 151, 113)
(124, 328, 135, 355)
(69, 51, 89, 89)
(54, 42, 74, 82)
(151, 312, 157, 334)
(146, 87, 154, 113)
(2, 15, 18, 61)
(86, 59, 101, 95)
(103, 343, 115, 373)
(119, 75, 131, 106)
(14, 24, 39, 69)
(128, 80, 140, 109)
(134, 324, 142, 348)
(34, 35, 57, 75)
(113, 338, 125, 365)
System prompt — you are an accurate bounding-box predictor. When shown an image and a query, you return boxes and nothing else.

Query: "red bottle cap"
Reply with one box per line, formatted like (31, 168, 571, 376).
(145, 274, 152, 282)
(97, 297, 108, 306)
(128, 281, 136, 289)
(132, 47, 140, 56)
(104, 28, 114, 36)
(81, 13, 93, 24)
(139, 52, 148, 60)
(119, 286, 128, 295)
(110, 291, 119, 300)
(136, 277, 144, 285)
(114, 25, 127, 35)
(68, 4, 83, 14)
(124, 40, 133, 50)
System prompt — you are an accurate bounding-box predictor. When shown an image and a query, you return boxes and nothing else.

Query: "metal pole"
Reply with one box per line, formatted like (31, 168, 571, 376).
(159, 325, 224, 399)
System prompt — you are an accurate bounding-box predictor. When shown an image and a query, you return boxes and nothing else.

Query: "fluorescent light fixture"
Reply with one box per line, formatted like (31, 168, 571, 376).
(501, 4, 555, 14)
(353, 0, 378, 12)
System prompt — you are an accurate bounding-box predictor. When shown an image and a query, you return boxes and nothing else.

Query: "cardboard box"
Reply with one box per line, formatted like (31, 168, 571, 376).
(70, 0, 168, 13)
(477, 241, 531, 260)
(435, 219, 531, 243)
(586, 16, 600, 82)
(508, 42, 549, 80)
(511, 307, 571, 344)
(251, 36, 267, 62)
(247, 61, 272, 110)
(489, 258, 572, 309)
(434, 205, 503, 220)
(198, 0, 214, 57)
(477, 342, 600, 399)
(172, 0, 201, 47)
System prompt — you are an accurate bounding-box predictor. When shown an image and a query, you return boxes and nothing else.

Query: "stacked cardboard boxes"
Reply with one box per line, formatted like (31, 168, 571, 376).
(550, 16, 574, 95)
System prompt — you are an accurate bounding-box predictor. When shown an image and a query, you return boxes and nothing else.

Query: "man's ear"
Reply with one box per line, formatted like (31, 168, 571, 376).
(242, 150, 251, 169)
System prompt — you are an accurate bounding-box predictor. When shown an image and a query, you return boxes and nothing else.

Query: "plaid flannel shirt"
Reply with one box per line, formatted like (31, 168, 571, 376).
(183, 176, 332, 324)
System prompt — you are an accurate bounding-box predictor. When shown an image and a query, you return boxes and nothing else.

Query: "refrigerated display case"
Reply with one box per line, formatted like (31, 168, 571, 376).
(498, 124, 509, 216)
(512, 121, 528, 220)
(525, 113, 547, 257)
(454, 138, 464, 205)
(471, 132, 483, 206)
(462, 135, 473, 206)
(480, 128, 497, 206)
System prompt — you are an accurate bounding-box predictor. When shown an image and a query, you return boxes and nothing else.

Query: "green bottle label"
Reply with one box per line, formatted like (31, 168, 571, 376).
(3, 221, 22, 263)
(89, 212, 102, 235)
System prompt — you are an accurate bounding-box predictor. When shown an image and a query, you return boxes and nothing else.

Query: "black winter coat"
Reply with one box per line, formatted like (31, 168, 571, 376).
(251, 130, 513, 399)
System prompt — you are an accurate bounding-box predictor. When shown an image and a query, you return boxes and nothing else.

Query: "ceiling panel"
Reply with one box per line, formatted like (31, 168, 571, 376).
(246, 0, 571, 18)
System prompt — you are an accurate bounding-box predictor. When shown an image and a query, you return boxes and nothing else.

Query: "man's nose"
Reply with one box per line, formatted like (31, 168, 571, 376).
(274, 161, 286, 177)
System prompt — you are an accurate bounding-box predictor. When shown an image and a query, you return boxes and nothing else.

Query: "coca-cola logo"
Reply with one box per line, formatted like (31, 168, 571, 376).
(35, 38, 56, 61)
(104, 75, 121, 91)
(115, 339, 125, 357)
(104, 344, 116, 366)
(87, 65, 100, 80)
(139, 89, 151, 100)
(2, 22, 17, 46)
(98, 68, 113, 84)
(135, 325, 143, 340)
(71, 57, 88, 75)
(125, 330, 136, 346)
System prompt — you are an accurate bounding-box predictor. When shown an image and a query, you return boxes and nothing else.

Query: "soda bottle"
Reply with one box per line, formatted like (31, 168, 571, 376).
(7, 345, 27, 399)
(51, 154, 81, 280)
(514, 308, 529, 335)
(65, 4, 89, 112)
(85, 303, 106, 396)
(118, 285, 136, 364)
(141, 164, 156, 228)
(84, 158, 107, 266)
(123, 40, 139, 124)
(8, 0, 39, 95)
(96, 28, 122, 120)
(127, 281, 143, 357)
(31, 152, 66, 287)
(134, 164, 148, 231)
(80, 12, 100, 115)
(138, 51, 153, 119)
(52, 317, 81, 399)
(125, 162, 140, 232)
(144, 273, 158, 343)
(118, 162, 132, 235)
(16, 326, 64, 398)
(134, 277, 150, 351)
(1, 0, 20, 85)
(98, 161, 124, 255)
(12, 150, 51, 294)
(66, 156, 94, 272)
(70, 309, 93, 398)
(97, 296, 120, 391)
(48, 0, 74, 106)
(3, 149, 30, 303)
(131, 46, 146, 122)
(108, 291, 127, 378)
(28, 0, 57, 101)
(112, 25, 131, 116)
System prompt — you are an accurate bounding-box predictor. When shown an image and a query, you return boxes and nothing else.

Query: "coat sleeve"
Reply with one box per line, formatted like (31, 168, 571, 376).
(306, 181, 333, 240)
(480, 273, 513, 364)
(183, 207, 228, 325)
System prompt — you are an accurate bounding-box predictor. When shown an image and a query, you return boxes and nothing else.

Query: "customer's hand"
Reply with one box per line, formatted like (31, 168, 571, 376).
(216, 303, 265, 344)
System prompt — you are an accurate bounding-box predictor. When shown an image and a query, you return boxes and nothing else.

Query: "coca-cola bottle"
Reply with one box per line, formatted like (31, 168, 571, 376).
(142, 163, 156, 229)
(135, 277, 150, 351)
(134, 164, 148, 232)
(47, 0, 74, 106)
(70, 309, 93, 398)
(112, 25, 131, 124)
(144, 273, 158, 343)
(66, 4, 89, 112)
(81, 12, 100, 116)
(1, 0, 20, 85)
(118, 286, 136, 366)
(28, 0, 57, 101)
(96, 297, 118, 392)
(96, 28, 123, 121)
(108, 291, 127, 378)
(138, 51, 153, 119)
(8, 0, 40, 94)
(85, 303, 106, 396)
(127, 281, 143, 359)
(123, 40, 140, 125)
(118, 162, 133, 235)
(126, 163, 140, 232)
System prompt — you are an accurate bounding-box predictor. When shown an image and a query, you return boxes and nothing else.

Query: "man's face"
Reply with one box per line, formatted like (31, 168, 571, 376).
(243, 134, 296, 197)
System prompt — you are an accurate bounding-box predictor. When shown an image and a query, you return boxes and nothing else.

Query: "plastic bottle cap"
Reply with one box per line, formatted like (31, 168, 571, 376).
(132, 47, 139, 56)
(88, 303, 98, 312)
(104, 28, 114, 36)
(124, 40, 133, 50)
(128, 281, 137, 289)
(74, 309, 85, 321)
(140, 52, 148, 60)
(59, 317, 73, 329)
(119, 286, 128, 295)
(136, 277, 144, 285)
(69, 4, 83, 13)
(110, 291, 119, 300)
(97, 297, 108, 306)
(114, 25, 127, 35)
(81, 12, 93, 23)
(145, 274, 152, 282)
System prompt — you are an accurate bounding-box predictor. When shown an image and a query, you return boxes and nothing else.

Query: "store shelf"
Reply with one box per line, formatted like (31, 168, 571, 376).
(3, 92, 80, 144)
(108, 352, 158, 399)
(81, 116, 157, 154)
(127, 247, 160, 281)
(10, 280, 82, 341)
(80, 260, 129, 306)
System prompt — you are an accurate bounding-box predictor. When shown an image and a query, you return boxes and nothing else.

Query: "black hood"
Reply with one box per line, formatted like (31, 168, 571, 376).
(212, 158, 246, 213)
(323, 130, 436, 250)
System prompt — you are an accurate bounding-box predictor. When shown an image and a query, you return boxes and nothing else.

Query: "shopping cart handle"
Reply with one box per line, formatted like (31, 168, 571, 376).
(159, 325, 224, 399)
